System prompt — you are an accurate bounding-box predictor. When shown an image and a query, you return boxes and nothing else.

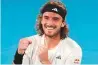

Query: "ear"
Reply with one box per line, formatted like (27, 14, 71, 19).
(61, 22, 65, 27)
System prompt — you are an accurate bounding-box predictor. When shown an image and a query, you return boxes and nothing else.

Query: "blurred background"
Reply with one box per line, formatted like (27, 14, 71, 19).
(1, 0, 98, 64)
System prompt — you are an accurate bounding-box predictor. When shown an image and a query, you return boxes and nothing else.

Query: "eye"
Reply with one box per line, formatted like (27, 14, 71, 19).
(44, 16, 49, 20)
(53, 17, 59, 21)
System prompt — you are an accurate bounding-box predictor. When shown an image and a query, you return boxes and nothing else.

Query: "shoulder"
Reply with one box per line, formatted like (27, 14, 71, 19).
(62, 37, 82, 57)
(63, 37, 82, 64)
(63, 37, 82, 51)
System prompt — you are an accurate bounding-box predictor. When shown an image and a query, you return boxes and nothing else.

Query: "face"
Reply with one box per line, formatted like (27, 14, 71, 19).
(41, 12, 65, 37)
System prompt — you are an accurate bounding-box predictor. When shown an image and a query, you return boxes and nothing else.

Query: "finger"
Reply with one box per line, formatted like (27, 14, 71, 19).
(38, 46, 48, 54)
(38, 46, 44, 54)
(20, 43, 28, 50)
(27, 38, 32, 44)
(21, 39, 31, 45)
(19, 38, 32, 44)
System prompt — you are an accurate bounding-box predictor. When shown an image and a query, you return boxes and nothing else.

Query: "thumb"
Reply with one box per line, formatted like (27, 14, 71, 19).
(27, 38, 32, 44)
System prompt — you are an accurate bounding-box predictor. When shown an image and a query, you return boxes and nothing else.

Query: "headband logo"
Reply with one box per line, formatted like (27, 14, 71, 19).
(52, 8, 58, 12)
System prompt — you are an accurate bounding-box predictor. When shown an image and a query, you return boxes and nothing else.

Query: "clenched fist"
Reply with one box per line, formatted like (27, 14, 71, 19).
(18, 38, 32, 54)
(38, 44, 51, 64)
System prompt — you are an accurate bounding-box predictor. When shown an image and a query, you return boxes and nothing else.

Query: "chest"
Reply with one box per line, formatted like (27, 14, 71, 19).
(48, 43, 71, 64)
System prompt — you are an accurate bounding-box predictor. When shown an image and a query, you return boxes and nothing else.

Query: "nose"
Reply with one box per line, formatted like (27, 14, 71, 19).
(46, 19, 54, 26)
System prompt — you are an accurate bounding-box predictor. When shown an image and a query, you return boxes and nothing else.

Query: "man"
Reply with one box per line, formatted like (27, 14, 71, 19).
(13, 1, 82, 65)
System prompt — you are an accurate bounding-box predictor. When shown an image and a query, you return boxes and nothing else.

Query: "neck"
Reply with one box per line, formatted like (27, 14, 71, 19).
(44, 34, 61, 49)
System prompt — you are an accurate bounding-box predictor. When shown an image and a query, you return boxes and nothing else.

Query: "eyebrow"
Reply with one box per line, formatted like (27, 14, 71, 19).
(43, 15, 60, 18)
(43, 15, 48, 17)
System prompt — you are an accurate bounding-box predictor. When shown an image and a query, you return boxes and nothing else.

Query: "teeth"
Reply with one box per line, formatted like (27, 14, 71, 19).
(46, 27, 54, 30)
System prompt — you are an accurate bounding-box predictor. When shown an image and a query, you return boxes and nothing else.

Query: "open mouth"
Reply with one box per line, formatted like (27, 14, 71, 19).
(46, 27, 54, 30)
(44, 24, 56, 30)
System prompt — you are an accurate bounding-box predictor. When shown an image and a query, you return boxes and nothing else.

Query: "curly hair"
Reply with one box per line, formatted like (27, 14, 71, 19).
(36, 1, 68, 39)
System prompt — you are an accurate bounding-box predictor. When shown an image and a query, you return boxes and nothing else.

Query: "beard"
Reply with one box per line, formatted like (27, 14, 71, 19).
(44, 31, 60, 38)
(43, 24, 61, 38)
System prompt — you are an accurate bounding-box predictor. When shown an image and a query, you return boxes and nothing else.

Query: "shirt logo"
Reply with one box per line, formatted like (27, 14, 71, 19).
(74, 59, 80, 64)
(56, 55, 61, 59)
(52, 8, 58, 12)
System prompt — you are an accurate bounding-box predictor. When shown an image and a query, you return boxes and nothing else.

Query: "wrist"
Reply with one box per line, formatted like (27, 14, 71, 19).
(13, 49, 24, 64)
(18, 49, 25, 54)
(40, 60, 51, 64)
